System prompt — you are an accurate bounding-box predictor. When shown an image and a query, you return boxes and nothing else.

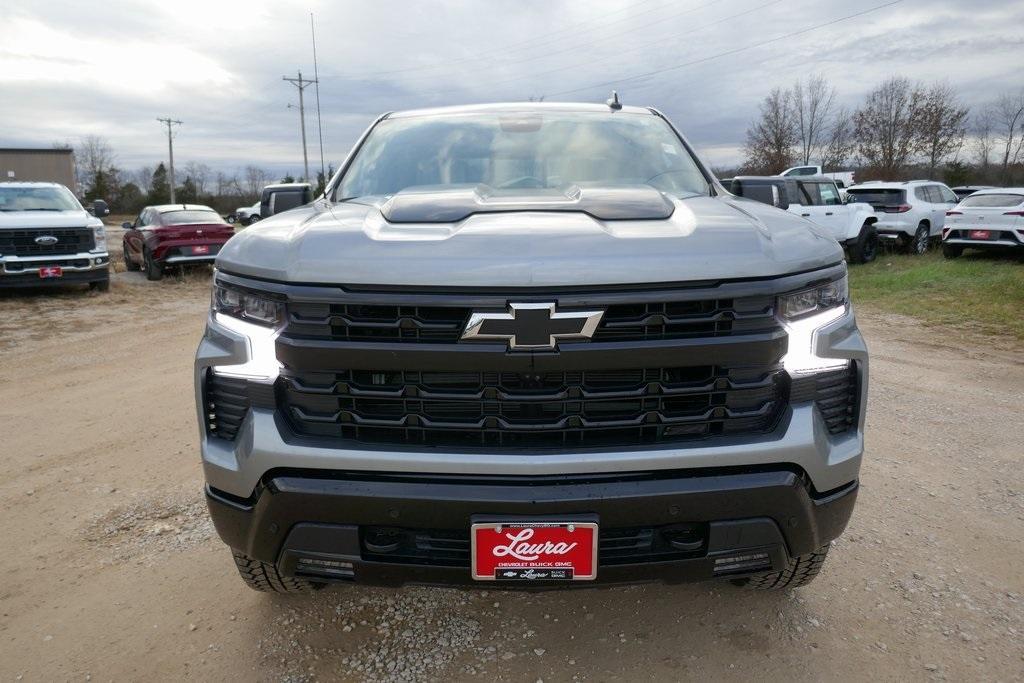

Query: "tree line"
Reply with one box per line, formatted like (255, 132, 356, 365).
(63, 136, 331, 215)
(738, 75, 1024, 186)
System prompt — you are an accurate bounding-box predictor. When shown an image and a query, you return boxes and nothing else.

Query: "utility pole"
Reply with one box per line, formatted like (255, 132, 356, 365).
(282, 71, 317, 183)
(156, 117, 182, 203)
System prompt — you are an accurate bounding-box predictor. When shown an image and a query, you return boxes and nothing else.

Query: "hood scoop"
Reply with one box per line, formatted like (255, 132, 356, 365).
(374, 184, 675, 223)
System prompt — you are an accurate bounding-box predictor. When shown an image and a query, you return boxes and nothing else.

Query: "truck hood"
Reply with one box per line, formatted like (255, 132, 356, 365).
(0, 209, 101, 229)
(216, 193, 843, 287)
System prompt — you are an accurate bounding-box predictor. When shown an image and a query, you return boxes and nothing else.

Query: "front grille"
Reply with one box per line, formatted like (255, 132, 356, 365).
(279, 364, 786, 448)
(204, 371, 250, 440)
(360, 524, 707, 567)
(284, 295, 780, 344)
(0, 228, 94, 256)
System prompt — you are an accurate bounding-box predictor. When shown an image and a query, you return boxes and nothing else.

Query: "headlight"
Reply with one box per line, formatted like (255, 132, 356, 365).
(778, 274, 850, 376)
(91, 225, 107, 252)
(213, 281, 284, 327)
(777, 275, 848, 321)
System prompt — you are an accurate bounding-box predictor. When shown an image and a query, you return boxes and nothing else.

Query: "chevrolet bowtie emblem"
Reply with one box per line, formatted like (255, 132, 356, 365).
(461, 303, 604, 350)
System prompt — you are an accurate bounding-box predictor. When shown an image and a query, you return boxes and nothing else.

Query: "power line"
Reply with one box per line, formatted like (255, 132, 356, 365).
(282, 70, 318, 183)
(428, 0, 783, 99)
(311, 13, 326, 188)
(549, 0, 905, 98)
(156, 117, 182, 203)
(344, 0, 669, 79)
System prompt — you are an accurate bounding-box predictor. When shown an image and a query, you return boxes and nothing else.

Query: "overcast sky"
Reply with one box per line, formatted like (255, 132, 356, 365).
(1, 0, 1022, 178)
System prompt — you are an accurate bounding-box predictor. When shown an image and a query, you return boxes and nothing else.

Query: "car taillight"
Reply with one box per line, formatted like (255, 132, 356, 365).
(884, 204, 911, 213)
(946, 210, 962, 216)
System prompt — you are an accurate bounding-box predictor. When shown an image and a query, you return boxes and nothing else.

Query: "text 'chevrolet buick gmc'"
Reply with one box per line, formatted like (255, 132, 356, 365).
(195, 101, 868, 592)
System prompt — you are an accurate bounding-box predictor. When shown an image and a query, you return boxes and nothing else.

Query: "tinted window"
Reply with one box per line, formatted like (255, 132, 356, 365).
(160, 210, 225, 225)
(799, 181, 822, 205)
(337, 111, 709, 199)
(731, 181, 780, 207)
(959, 193, 1024, 208)
(914, 187, 930, 202)
(785, 180, 802, 205)
(847, 188, 906, 205)
(270, 191, 306, 213)
(818, 183, 842, 206)
(785, 166, 818, 176)
(938, 186, 958, 203)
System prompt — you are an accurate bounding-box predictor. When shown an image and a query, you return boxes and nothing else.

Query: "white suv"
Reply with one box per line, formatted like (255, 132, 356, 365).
(942, 188, 1024, 259)
(845, 180, 959, 255)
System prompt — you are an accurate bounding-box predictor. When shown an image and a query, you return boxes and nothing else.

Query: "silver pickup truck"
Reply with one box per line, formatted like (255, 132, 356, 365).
(195, 102, 868, 592)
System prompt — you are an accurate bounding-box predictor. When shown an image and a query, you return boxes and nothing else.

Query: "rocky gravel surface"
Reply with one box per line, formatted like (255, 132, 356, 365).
(0, 278, 1021, 681)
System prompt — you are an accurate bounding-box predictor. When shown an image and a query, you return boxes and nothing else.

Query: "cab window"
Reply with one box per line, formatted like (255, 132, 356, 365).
(818, 183, 842, 206)
(798, 181, 822, 205)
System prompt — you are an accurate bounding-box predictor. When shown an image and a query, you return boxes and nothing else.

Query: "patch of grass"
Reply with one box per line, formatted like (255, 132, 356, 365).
(849, 248, 1024, 340)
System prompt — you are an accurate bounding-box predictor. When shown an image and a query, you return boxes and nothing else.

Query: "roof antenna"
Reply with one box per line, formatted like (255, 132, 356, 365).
(606, 90, 622, 110)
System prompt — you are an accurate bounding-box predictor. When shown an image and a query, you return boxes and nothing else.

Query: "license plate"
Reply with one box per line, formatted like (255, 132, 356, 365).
(192, 245, 211, 255)
(471, 521, 597, 581)
(38, 266, 63, 278)
(969, 229, 991, 240)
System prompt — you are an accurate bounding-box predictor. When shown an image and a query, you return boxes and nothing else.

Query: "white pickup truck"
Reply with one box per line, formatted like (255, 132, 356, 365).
(779, 165, 856, 189)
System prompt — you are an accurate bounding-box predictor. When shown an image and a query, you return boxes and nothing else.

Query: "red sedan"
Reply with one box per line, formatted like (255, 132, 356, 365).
(122, 204, 235, 280)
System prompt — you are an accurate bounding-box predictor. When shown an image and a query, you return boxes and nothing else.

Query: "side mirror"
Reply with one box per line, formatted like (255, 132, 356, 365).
(92, 199, 110, 217)
(121, 221, 133, 230)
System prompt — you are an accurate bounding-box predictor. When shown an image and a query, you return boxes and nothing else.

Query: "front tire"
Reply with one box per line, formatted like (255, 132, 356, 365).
(124, 243, 140, 271)
(733, 543, 831, 590)
(246, 215, 260, 226)
(144, 248, 163, 281)
(231, 550, 321, 593)
(848, 223, 878, 264)
(909, 224, 931, 255)
(942, 244, 963, 259)
(89, 278, 110, 292)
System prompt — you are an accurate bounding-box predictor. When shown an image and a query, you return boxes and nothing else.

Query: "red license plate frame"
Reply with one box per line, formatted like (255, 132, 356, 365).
(192, 245, 211, 255)
(471, 521, 598, 581)
(969, 229, 991, 240)
(38, 266, 63, 278)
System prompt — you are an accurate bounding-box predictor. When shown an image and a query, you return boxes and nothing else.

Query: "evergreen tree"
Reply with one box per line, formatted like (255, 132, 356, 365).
(149, 163, 170, 204)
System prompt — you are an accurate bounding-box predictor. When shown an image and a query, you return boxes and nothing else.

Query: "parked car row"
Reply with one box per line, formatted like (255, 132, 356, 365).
(729, 174, 1023, 262)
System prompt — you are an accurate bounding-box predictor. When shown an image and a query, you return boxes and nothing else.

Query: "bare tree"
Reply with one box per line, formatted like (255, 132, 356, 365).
(915, 82, 968, 176)
(790, 74, 837, 166)
(991, 90, 1024, 183)
(971, 106, 996, 171)
(183, 162, 212, 196)
(853, 77, 923, 177)
(821, 106, 856, 170)
(741, 88, 797, 174)
(76, 135, 116, 195)
(244, 166, 270, 197)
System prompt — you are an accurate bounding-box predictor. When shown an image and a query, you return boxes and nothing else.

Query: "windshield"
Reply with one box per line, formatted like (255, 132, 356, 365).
(336, 111, 709, 200)
(160, 210, 225, 225)
(0, 185, 81, 212)
(959, 193, 1024, 208)
(846, 188, 906, 205)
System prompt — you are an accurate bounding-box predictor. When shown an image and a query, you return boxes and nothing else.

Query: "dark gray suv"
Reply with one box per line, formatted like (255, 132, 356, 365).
(196, 102, 868, 592)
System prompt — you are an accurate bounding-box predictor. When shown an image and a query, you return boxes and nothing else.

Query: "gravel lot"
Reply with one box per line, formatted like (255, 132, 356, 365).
(1, 267, 1022, 681)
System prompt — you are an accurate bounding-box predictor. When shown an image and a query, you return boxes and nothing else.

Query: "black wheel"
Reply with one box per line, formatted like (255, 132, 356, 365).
(226, 215, 236, 224)
(246, 215, 260, 226)
(848, 223, 878, 264)
(909, 224, 931, 255)
(942, 244, 963, 259)
(89, 278, 110, 292)
(143, 248, 163, 281)
(231, 550, 322, 593)
(124, 243, 140, 271)
(733, 543, 831, 590)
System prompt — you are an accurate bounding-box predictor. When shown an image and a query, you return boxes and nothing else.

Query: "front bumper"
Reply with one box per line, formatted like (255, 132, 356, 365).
(0, 253, 110, 287)
(206, 467, 858, 586)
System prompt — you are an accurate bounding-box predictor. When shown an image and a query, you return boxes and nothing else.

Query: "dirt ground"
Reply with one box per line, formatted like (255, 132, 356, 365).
(1, 259, 1022, 682)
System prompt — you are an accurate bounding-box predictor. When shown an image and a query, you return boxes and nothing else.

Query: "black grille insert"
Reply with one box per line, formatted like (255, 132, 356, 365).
(283, 296, 779, 344)
(279, 364, 786, 448)
(360, 523, 708, 567)
(791, 363, 858, 435)
(204, 371, 249, 440)
(0, 227, 95, 256)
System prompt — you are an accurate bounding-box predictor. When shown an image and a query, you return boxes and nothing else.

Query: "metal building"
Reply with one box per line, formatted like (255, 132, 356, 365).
(0, 148, 77, 192)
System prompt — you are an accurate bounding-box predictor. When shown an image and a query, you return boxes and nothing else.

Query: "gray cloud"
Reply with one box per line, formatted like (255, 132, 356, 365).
(2, 0, 1022, 175)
